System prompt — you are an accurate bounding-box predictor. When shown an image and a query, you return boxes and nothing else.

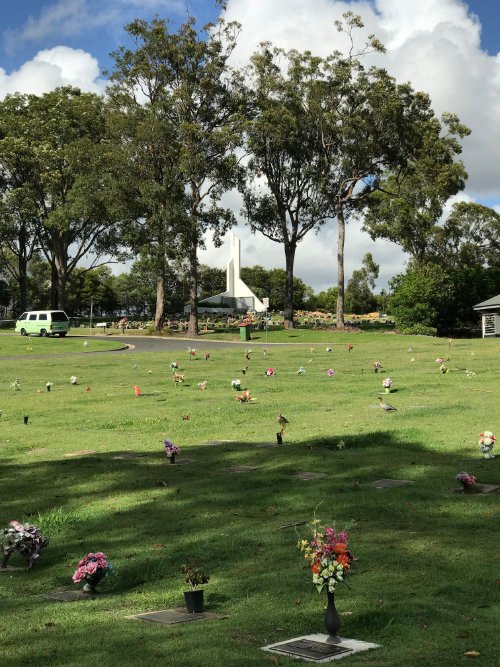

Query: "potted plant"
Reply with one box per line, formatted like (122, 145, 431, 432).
(72, 552, 113, 593)
(298, 520, 354, 639)
(0, 520, 49, 570)
(181, 563, 210, 613)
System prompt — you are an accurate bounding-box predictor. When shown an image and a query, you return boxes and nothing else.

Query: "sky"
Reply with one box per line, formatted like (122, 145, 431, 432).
(1, 0, 500, 294)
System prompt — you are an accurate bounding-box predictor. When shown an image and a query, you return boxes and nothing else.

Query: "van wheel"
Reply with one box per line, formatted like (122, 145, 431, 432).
(59, 333, 66, 338)
(20, 329, 26, 336)
(40, 329, 48, 337)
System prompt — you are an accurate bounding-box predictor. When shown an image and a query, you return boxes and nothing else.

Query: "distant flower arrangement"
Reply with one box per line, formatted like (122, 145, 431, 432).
(297, 367, 305, 375)
(439, 363, 448, 374)
(478, 431, 495, 459)
(456, 471, 476, 489)
(198, 381, 207, 390)
(70, 376, 78, 385)
(327, 369, 335, 377)
(372, 362, 382, 373)
(10, 378, 20, 391)
(163, 440, 181, 458)
(0, 520, 49, 569)
(72, 552, 113, 591)
(266, 367, 275, 376)
(236, 390, 253, 403)
(435, 357, 444, 363)
(382, 377, 393, 389)
(231, 379, 241, 390)
(298, 520, 354, 593)
(170, 362, 179, 369)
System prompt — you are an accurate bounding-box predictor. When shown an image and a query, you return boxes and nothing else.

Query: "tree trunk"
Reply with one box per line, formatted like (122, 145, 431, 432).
(50, 262, 58, 309)
(188, 238, 198, 337)
(154, 272, 165, 331)
(283, 242, 296, 329)
(18, 257, 28, 313)
(336, 204, 345, 330)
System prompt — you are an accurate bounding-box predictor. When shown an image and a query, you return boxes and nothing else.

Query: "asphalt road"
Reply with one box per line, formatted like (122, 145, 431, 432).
(99, 334, 271, 353)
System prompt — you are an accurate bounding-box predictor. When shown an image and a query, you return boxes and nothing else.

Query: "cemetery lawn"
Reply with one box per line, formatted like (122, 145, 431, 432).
(0, 335, 127, 357)
(0, 334, 498, 666)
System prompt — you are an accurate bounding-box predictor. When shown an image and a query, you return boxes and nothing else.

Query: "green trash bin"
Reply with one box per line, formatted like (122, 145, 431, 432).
(239, 324, 251, 341)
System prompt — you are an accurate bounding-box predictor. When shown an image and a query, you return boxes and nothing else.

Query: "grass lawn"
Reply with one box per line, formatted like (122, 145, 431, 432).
(0, 334, 127, 357)
(0, 333, 498, 666)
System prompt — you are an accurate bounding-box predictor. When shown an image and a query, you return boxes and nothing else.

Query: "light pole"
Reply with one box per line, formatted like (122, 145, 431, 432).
(89, 296, 93, 335)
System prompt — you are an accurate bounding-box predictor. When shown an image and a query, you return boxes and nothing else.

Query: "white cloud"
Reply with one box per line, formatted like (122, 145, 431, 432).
(0, 46, 103, 98)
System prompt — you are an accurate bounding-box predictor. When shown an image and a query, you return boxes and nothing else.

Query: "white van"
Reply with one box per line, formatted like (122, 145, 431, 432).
(15, 311, 70, 337)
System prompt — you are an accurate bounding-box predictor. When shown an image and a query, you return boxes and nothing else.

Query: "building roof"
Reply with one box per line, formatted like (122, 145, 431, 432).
(473, 294, 500, 310)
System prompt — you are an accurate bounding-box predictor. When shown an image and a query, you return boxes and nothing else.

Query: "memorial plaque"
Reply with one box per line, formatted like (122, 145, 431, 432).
(128, 608, 225, 626)
(0, 565, 26, 573)
(224, 465, 262, 473)
(272, 639, 352, 660)
(113, 452, 147, 459)
(169, 459, 194, 465)
(254, 442, 280, 449)
(64, 450, 97, 458)
(373, 479, 414, 489)
(455, 483, 500, 494)
(203, 440, 236, 446)
(279, 520, 307, 530)
(293, 472, 329, 480)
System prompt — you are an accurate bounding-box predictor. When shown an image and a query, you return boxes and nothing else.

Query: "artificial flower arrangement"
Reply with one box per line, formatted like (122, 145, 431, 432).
(134, 385, 141, 397)
(326, 347, 332, 353)
(70, 376, 78, 385)
(382, 377, 393, 392)
(478, 431, 495, 459)
(327, 369, 335, 377)
(298, 520, 354, 593)
(435, 357, 444, 364)
(439, 363, 448, 374)
(347, 345, 353, 353)
(10, 378, 20, 391)
(187, 347, 197, 359)
(170, 361, 179, 369)
(0, 520, 49, 569)
(198, 381, 207, 390)
(72, 552, 113, 593)
(173, 372, 185, 386)
(164, 440, 181, 463)
(297, 367, 305, 375)
(372, 362, 383, 373)
(266, 367, 275, 376)
(236, 390, 253, 403)
(46, 382, 53, 392)
(456, 471, 477, 491)
(204, 352, 210, 361)
(231, 379, 241, 390)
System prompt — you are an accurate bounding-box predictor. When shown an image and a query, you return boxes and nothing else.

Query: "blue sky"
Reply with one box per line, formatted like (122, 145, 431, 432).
(1, 0, 499, 289)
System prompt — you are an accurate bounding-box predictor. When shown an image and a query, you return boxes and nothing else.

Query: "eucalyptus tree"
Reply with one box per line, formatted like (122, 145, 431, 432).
(0, 87, 127, 310)
(240, 45, 330, 328)
(308, 12, 469, 328)
(109, 15, 243, 335)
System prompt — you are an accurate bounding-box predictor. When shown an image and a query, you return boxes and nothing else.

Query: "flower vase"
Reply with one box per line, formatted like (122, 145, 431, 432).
(384, 387, 391, 394)
(170, 455, 176, 464)
(83, 573, 104, 594)
(184, 589, 204, 613)
(1, 553, 10, 569)
(324, 591, 341, 640)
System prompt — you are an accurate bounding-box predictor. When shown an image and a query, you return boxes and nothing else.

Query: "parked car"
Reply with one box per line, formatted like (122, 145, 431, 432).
(15, 310, 70, 337)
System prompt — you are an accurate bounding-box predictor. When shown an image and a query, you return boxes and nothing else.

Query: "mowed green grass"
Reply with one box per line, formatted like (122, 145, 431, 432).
(0, 334, 126, 356)
(0, 333, 499, 666)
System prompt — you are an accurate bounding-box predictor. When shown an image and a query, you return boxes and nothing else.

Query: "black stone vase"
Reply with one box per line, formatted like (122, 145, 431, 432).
(324, 590, 341, 640)
(170, 454, 176, 465)
(1, 553, 11, 569)
(184, 589, 204, 613)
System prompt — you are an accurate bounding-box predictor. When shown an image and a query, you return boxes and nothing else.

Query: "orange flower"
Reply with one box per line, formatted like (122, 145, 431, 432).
(311, 563, 321, 574)
(336, 554, 351, 568)
(333, 543, 348, 554)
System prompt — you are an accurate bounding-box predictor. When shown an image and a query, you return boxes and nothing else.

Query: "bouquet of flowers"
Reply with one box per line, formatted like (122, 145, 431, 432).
(236, 390, 252, 403)
(372, 362, 382, 373)
(0, 521, 49, 569)
(173, 372, 185, 386)
(382, 377, 393, 392)
(170, 361, 179, 369)
(266, 367, 275, 376)
(204, 352, 210, 361)
(435, 357, 444, 364)
(298, 521, 354, 593)
(297, 367, 305, 375)
(478, 431, 496, 459)
(70, 376, 78, 385)
(163, 440, 181, 458)
(327, 369, 335, 377)
(456, 471, 477, 489)
(10, 378, 20, 392)
(231, 379, 241, 390)
(72, 552, 113, 592)
(439, 363, 448, 374)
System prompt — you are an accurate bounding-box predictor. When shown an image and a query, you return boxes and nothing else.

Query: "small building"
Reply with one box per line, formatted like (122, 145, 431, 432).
(473, 294, 500, 337)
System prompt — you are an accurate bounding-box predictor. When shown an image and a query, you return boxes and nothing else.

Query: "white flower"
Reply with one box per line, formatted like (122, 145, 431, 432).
(46, 382, 53, 388)
(326, 347, 332, 353)
(83, 341, 88, 347)
(337, 440, 346, 450)
(297, 367, 305, 375)
(70, 376, 78, 385)
(231, 379, 241, 389)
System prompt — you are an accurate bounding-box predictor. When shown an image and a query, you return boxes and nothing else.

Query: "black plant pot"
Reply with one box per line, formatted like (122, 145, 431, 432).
(1, 553, 11, 569)
(324, 591, 341, 640)
(184, 589, 204, 613)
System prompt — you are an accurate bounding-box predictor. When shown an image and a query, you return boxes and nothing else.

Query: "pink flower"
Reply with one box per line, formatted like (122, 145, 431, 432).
(85, 561, 98, 575)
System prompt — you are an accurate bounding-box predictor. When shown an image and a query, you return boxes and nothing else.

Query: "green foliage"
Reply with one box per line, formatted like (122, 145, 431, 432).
(344, 253, 379, 314)
(397, 324, 437, 336)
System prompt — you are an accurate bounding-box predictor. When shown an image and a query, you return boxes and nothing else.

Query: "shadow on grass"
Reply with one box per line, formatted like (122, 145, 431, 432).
(1, 431, 498, 666)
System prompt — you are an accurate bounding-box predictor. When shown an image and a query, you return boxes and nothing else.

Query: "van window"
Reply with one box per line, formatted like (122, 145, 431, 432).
(39, 313, 47, 321)
(50, 311, 69, 322)
(18, 313, 27, 321)
(29, 314, 37, 321)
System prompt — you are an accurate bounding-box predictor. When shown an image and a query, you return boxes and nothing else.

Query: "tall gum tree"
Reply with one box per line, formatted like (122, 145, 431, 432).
(241, 46, 330, 329)
(309, 12, 468, 328)
(110, 16, 244, 336)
